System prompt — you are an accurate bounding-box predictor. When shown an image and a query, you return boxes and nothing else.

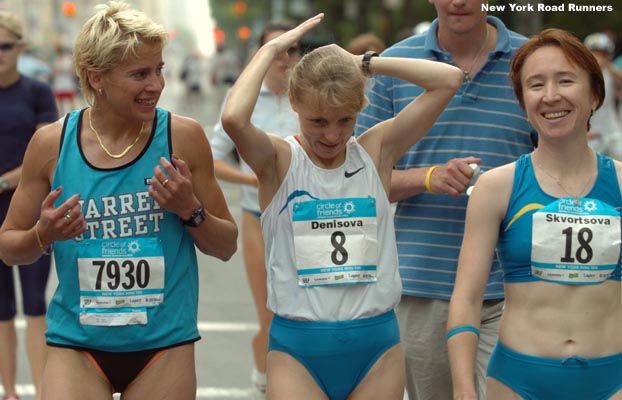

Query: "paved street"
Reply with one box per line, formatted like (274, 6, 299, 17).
(7, 71, 262, 399)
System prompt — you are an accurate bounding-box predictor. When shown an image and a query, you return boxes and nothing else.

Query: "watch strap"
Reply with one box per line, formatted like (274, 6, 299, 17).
(182, 206, 206, 227)
(361, 50, 379, 77)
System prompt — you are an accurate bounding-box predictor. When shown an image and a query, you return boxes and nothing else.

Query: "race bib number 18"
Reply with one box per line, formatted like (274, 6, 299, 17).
(531, 198, 621, 284)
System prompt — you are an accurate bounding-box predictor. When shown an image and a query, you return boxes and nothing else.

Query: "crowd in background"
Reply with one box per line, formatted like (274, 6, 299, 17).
(12, 17, 622, 142)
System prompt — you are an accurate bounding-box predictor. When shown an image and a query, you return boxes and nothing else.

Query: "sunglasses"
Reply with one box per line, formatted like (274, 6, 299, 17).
(0, 42, 19, 52)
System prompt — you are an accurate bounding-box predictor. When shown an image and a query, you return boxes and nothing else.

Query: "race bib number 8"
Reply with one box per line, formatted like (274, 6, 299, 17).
(78, 237, 165, 326)
(293, 197, 378, 287)
(531, 198, 621, 284)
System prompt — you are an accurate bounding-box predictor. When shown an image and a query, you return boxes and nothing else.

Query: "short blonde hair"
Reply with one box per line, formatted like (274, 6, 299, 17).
(0, 11, 23, 40)
(289, 45, 368, 115)
(74, 1, 168, 105)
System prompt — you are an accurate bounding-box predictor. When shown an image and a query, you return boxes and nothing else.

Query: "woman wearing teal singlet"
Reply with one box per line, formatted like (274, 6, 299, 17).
(448, 29, 622, 400)
(0, 2, 237, 399)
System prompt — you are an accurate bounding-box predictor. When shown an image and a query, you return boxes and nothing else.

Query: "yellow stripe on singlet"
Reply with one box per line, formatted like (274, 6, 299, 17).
(504, 203, 545, 232)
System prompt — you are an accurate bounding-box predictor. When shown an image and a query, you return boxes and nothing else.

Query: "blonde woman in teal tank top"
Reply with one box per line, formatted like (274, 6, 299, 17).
(0, 3, 237, 399)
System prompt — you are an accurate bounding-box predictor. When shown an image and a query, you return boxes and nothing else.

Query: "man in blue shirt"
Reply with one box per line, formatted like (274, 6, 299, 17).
(355, 1, 535, 398)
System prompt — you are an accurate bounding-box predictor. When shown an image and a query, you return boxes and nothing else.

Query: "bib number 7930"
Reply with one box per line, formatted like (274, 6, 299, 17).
(93, 259, 151, 290)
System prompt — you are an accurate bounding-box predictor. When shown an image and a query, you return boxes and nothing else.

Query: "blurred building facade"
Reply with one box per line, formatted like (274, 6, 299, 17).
(0, 0, 176, 57)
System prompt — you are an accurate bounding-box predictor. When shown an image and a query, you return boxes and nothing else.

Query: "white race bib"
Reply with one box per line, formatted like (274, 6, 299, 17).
(531, 198, 621, 284)
(77, 237, 165, 325)
(293, 197, 378, 287)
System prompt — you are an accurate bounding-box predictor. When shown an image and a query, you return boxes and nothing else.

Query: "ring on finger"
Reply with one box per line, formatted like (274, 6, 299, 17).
(64, 214, 73, 226)
(161, 178, 170, 187)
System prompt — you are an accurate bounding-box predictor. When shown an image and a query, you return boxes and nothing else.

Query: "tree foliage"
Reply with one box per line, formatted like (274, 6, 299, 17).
(210, 0, 622, 57)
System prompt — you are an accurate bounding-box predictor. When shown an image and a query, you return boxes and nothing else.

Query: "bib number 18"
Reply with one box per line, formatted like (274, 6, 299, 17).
(560, 227, 593, 264)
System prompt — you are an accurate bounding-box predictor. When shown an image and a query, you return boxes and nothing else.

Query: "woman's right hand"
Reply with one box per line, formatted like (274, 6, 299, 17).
(263, 13, 324, 55)
(37, 187, 86, 245)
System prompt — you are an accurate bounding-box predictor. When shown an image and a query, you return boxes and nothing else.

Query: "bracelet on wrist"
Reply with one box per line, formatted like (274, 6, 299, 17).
(447, 325, 480, 340)
(425, 165, 440, 194)
(35, 220, 54, 255)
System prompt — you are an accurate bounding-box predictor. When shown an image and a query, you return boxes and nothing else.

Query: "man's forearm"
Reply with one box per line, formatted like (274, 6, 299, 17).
(389, 167, 427, 202)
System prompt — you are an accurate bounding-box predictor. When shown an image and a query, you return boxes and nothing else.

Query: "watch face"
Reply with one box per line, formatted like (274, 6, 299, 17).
(184, 207, 206, 227)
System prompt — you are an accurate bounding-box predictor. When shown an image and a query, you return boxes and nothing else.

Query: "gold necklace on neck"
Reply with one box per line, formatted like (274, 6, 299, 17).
(438, 26, 489, 82)
(89, 108, 144, 159)
(534, 153, 594, 206)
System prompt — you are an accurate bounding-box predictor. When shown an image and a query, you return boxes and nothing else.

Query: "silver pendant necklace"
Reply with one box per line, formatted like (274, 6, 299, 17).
(534, 153, 595, 206)
(438, 26, 489, 82)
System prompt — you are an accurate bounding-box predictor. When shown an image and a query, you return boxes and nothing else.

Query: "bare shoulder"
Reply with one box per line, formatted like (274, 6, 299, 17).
(169, 114, 211, 168)
(27, 120, 64, 177)
(614, 159, 622, 189)
(267, 133, 292, 184)
(481, 162, 516, 185)
(31, 119, 63, 151)
(270, 133, 290, 154)
(169, 114, 205, 141)
(357, 120, 391, 152)
(356, 119, 394, 173)
(469, 162, 516, 214)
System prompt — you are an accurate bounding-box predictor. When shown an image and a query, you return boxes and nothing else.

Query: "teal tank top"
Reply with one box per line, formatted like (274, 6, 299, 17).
(47, 108, 200, 351)
(498, 153, 622, 283)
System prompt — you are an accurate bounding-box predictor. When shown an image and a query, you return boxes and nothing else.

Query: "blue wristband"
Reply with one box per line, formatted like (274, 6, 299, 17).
(447, 325, 480, 340)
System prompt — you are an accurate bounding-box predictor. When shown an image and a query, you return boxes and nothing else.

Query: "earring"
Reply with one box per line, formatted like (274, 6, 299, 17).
(98, 88, 104, 95)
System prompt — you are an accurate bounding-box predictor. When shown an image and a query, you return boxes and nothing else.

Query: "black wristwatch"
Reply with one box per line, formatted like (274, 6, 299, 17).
(182, 206, 206, 227)
(361, 50, 379, 77)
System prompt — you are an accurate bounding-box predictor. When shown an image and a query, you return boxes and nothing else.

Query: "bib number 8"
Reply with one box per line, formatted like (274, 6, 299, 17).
(330, 231, 349, 265)
(94, 259, 151, 290)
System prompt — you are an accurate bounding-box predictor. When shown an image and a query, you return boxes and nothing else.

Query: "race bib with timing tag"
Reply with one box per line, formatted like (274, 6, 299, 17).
(292, 197, 378, 287)
(531, 197, 621, 284)
(77, 237, 165, 326)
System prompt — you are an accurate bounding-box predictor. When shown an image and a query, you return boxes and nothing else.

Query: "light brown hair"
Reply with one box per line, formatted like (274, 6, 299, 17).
(511, 28, 604, 111)
(289, 45, 368, 114)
